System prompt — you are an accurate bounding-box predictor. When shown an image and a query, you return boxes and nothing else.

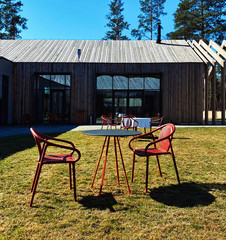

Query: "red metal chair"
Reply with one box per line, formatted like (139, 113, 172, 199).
(128, 123, 180, 192)
(101, 115, 110, 129)
(30, 128, 81, 207)
(120, 115, 139, 131)
(101, 115, 118, 129)
(150, 116, 165, 130)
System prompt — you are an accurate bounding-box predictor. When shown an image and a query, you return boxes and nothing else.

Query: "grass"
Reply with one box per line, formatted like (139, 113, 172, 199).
(0, 127, 226, 239)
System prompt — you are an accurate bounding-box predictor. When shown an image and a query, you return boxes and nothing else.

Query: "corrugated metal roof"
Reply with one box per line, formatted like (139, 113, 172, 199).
(0, 39, 203, 63)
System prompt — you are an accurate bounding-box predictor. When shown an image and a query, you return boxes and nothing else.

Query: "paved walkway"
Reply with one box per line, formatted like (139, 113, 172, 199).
(0, 125, 103, 138)
(0, 124, 225, 138)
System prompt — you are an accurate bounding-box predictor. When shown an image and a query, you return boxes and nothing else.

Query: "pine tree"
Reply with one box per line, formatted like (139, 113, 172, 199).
(0, 0, 27, 39)
(167, 0, 226, 43)
(195, 0, 226, 43)
(103, 0, 130, 40)
(131, 0, 166, 40)
(167, 0, 197, 40)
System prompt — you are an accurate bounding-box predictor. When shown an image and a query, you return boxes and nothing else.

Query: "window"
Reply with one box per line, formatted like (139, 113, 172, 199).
(96, 74, 161, 122)
(35, 74, 71, 123)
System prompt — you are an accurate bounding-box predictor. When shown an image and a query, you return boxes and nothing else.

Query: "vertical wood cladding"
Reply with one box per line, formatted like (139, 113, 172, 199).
(12, 62, 204, 124)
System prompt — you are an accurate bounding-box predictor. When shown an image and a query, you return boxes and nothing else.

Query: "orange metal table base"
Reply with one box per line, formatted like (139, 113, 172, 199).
(91, 136, 131, 196)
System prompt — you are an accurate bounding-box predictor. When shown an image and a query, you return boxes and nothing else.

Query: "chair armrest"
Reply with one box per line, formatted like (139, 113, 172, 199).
(128, 131, 155, 151)
(109, 118, 119, 124)
(45, 139, 81, 161)
(144, 130, 173, 154)
(128, 124, 167, 152)
(150, 116, 164, 125)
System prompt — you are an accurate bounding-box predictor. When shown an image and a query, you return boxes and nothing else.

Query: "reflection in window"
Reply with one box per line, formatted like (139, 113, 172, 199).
(145, 77, 160, 90)
(129, 77, 143, 90)
(96, 74, 161, 121)
(113, 76, 128, 89)
(38, 75, 71, 89)
(129, 98, 142, 107)
(97, 75, 112, 89)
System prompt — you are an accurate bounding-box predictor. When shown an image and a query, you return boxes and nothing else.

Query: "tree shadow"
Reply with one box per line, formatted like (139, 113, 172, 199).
(149, 182, 221, 207)
(78, 193, 118, 212)
(0, 132, 62, 160)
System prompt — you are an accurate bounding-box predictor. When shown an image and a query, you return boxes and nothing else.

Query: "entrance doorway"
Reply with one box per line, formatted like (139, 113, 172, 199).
(35, 74, 71, 124)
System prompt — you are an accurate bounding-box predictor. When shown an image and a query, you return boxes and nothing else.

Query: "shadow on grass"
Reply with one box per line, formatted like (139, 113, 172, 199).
(149, 182, 220, 207)
(0, 132, 62, 160)
(79, 193, 118, 212)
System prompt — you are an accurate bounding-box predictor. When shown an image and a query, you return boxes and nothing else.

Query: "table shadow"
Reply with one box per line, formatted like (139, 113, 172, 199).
(78, 193, 118, 212)
(149, 182, 219, 208)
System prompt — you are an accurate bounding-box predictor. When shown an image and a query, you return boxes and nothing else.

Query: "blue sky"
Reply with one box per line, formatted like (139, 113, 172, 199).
(20, 0, 180, 40)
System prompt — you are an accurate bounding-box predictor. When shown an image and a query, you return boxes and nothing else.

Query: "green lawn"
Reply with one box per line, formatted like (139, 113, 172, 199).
(0, 127, 226, 239)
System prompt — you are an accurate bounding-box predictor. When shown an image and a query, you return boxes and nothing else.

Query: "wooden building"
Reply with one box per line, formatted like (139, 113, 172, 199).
(0, 39, 206, 125)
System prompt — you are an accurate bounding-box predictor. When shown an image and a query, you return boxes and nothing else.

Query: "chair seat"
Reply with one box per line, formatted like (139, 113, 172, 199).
(134, 148, 169, 156)
(43, 154, 76, 164)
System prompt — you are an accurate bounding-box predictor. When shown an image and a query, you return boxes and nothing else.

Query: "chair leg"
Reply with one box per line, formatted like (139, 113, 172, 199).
(31, 163, 40, 192)
(69, 163, 72, 190)
(131, 152, 135, 183)
(145, 156, 149, 193)
(171, 152, 180, 185)
(72, 163, 76, 201)
(156, 155, 162, 177)
(30, 163, 42, 207)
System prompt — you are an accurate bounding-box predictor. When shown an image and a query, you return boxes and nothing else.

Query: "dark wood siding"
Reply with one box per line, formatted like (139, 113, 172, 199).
(12, 62, 204, 124)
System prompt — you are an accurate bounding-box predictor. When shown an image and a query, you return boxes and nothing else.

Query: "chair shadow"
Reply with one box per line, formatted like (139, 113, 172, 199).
(149, 182, 221, 208)
(78, 193, 118, 212)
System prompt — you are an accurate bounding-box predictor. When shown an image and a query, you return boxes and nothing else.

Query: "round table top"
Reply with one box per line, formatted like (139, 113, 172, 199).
(83, 129, 142, 137)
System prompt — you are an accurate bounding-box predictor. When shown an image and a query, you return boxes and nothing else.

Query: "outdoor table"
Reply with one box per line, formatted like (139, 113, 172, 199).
(133, 117, 151, 133)
(83, 129, 142, 196)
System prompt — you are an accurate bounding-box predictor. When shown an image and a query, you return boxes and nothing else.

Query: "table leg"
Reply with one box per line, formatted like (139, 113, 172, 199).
(91, 136, 107, 189)
(99, 136, 110, 196)
(116, 137, 131, 194)
(114, 137, 120, 185)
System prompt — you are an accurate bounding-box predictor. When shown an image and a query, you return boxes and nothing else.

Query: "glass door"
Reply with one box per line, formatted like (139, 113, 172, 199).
(113, 90, 143, 118)
(129, 91, 143, 117)
(50, 90, 64, 123)
(113, 91, 127, 118)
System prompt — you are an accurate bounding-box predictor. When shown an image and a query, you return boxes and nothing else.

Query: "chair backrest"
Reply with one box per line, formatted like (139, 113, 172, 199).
(30, 128, 47, 159)
(158, 124, 175, 151)
(158, 116, 164, 126)
(121, 117, 134, 128)
(101, 115, 109, 125)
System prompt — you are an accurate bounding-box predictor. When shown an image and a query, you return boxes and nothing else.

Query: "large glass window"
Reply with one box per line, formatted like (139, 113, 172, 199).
(35, 74, 71, 124)
(97, 75, 112, 89)
(113, 76, 128, 89)
(96, 74, 161, 123)
(129, 77, 144, 90)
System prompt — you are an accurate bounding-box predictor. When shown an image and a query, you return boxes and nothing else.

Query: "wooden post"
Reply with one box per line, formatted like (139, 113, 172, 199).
(211, 63, 216, 125)
(205, 64, 209, 124)
(222, 66, 225, 125)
